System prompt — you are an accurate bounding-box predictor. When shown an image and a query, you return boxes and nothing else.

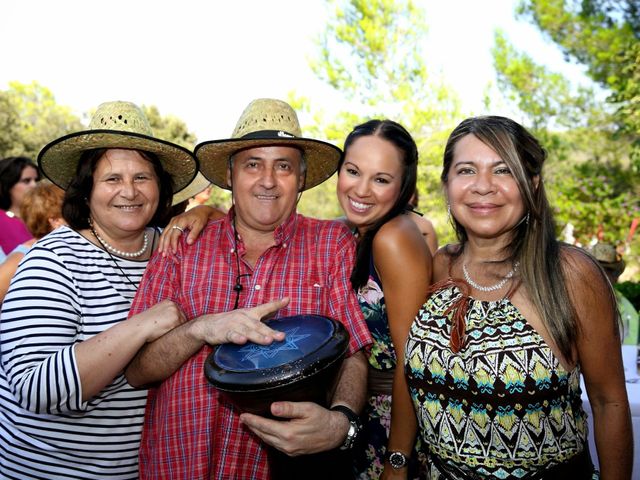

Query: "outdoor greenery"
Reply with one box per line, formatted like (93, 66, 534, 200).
(296, 0, 461, 241)
(0, 0, 637, 279)
(0, 81, 82, 160)
(494, 0, 639, 275)
(617, 281, 640, 311)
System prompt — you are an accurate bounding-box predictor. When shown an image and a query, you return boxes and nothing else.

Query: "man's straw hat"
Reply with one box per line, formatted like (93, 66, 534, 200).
(38, 101, 198, 194)
(195, 99, 341, 191)
(591, 243, 626, 277)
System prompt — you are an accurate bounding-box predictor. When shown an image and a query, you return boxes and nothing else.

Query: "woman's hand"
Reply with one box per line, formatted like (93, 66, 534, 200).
(159, 205, 225, 255)
(130, 299, 187, 343)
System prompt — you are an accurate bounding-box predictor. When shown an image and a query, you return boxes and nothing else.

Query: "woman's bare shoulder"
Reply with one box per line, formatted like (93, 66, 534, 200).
(431, 244, 460, 281)
(374, 214, 424, 248)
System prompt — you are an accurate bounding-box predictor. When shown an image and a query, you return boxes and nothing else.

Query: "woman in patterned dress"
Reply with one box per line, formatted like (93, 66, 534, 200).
(335, 120, 432, 479)
(405, 116, 632, 479)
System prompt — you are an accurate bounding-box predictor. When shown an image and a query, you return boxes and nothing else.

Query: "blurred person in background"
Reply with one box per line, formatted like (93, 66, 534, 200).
(407, 189, 438, 256)
(0, 181, 66, 303)
(591, 242, 638, 345)
(0, 156, 39, 260)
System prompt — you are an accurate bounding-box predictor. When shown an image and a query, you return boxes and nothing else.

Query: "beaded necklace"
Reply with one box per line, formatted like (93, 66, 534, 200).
(88, 218, 149, 258)
(462, 261, 519, 292)
(89, 227, 155, 290)
(92, 228, 149, 258)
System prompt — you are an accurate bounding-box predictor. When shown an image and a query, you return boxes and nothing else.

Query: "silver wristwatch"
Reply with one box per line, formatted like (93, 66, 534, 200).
(330, 405, 361, 450)
(387, 451, 409, 469)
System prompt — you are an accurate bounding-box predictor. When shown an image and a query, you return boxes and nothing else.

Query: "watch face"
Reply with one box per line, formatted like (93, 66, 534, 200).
(388, 451, 408, 469)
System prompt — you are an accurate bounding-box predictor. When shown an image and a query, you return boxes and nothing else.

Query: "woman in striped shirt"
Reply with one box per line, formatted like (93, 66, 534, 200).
(0, 101, 200, 480)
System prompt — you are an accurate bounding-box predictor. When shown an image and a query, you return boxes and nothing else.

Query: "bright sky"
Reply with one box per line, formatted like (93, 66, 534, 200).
(2, 0, 589, 142)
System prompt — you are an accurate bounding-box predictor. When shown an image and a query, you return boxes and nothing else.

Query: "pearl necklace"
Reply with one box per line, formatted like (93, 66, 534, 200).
(462, 261, 519, 292)
(91, 227, 149, 258)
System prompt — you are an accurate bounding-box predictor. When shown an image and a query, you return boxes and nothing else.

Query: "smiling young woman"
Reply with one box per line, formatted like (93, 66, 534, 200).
(336, 120, 432, 480)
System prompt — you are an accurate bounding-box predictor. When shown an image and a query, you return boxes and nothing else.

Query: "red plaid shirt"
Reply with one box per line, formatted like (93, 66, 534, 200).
(130, 211, 371, 480)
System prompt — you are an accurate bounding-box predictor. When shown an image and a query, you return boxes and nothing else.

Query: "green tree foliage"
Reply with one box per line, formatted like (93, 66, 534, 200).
(0, 81, 82, 160)
(296, 0, 461, 243)
(492, 30, 599, 133)
(493, 1, 640, 266)
(0, 93, 21, 157)
(549, 158, 639, 244)
(616, 281, 640, 310)
(142, 105, 197, 150)
(517, 0, 640, 166)
(517, 0, 638, 86)
(611, 41, 640, 168)
(140, 105, 231, 209)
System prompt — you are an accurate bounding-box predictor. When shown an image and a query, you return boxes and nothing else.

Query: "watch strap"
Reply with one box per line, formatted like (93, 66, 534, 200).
(330, 405, 361, 450)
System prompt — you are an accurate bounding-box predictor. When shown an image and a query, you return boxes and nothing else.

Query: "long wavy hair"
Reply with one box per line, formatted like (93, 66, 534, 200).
(441, 116, 585, 361)
(339, 119, 418, 290)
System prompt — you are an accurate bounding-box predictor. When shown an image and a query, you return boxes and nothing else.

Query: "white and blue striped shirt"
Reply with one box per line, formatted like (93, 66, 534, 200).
(0, 226, 148, 479)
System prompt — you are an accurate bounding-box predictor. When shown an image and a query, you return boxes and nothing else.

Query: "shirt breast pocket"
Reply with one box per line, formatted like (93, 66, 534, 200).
(282, 281, 328, 317)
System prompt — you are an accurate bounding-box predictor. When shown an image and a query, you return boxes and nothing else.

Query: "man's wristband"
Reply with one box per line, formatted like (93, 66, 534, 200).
(330, 405, 362, 451)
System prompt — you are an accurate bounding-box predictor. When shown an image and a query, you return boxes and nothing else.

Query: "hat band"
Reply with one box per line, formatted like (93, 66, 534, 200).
(241, 130, 298, 140)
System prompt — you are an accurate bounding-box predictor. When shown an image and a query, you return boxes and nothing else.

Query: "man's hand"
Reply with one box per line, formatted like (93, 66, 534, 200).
(239, 401, 350, 456)
(188, 298, 289, 346)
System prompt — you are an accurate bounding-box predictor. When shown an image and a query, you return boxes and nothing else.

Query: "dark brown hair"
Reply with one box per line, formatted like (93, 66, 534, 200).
(0, 157, 40, 210)
(339, 119, 418, 290)
(62, 148, 173, 230)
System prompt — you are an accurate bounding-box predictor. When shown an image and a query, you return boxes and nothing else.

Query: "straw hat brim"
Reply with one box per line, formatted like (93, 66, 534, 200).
(172, 172, 211, 205)
(598, 258, 626, 276)
(38, 130, 198, 194)
(195, 137, 342, 191)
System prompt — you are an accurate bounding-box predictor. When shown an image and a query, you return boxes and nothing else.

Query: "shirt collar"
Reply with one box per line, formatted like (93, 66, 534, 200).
(273, 210, 298, 246)
(224, 207, 298, 252)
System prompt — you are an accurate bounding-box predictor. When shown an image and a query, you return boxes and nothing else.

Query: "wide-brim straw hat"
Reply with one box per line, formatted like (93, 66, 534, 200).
(195, 98, 341, 191)
(38, 101, 198, 194)
(172, 172, 211, 205)
(591, 242, 626, 276)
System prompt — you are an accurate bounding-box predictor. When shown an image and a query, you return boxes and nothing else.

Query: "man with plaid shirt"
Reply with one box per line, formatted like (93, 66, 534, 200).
(126, 99, 371, 479)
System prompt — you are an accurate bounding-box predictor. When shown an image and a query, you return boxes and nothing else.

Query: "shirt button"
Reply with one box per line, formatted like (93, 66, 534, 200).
(254, 285, 261, 291)
(282, 243, 287, 248)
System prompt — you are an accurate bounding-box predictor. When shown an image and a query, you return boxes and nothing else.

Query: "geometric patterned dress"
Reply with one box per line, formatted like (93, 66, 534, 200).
(405, 285, 597, 479)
